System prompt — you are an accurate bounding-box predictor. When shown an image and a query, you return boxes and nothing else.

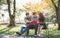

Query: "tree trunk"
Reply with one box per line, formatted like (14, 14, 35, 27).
(12, 0, 16, 26)
(58, 0, 60, 30)
(9, 15, 15, 26)
(7, 0, 15, 27)
(51, 0, 60, 30)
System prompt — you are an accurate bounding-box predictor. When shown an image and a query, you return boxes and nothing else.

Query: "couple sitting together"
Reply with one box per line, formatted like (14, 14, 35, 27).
(16, 12, 46, 38)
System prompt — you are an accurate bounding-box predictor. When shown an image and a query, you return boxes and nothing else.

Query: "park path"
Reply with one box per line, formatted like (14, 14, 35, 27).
(0, 34, 36, 38)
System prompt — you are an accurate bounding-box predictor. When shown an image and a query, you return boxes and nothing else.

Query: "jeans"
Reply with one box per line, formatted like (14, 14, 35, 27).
(19, 24, 28, 34)
(19, 24, 38, 35)
(20, 27, 27, 34)
(26, 24, 38, 35)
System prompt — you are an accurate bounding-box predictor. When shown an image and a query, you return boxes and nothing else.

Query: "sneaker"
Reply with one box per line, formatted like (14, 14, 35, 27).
(38, 36, 40, 38)
(34, 35, 37, 37)
(34, 35, 40, 38)
(16, 32, 22, 36)
(37, 34, 40, 38)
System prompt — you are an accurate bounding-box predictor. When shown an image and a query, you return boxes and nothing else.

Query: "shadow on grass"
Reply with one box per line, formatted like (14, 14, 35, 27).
(41, 34, 60, 38)
(0, 27, 14, 34)
(4, 31, 16, 36)
(0, 28, 8, 31)
(0, 25, 20, 36)
(46, 34, 60, 38)
(41, 29, 60, 38)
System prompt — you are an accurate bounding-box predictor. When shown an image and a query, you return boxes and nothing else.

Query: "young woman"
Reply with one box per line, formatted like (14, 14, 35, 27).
(37, 13, 46, 37)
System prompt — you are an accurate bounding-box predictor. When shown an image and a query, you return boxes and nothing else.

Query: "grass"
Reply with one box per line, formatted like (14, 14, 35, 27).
(0, 24, 60, 38)
(0, 24, 20, 36)
(41, 24, 60, 38)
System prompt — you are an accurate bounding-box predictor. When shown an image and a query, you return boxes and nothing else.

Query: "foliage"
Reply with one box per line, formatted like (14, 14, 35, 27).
(0, 0, 7, 5)
(22, 0, 58, 23)
(53, 0, 58, 7)
(0, 0, 58, 23)
(45, 0, 58, 22)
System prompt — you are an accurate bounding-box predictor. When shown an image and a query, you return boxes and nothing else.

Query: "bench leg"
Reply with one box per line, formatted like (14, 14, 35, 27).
(35, 28, 37, 35)
(26, 28, 29, 36)
(26, 30, 29, 36)
(34, 25, 38, 35)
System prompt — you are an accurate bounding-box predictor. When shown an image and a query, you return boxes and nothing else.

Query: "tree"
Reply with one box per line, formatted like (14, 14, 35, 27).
(7, 0, 16, 27)
(12, 0, 16, 26)
(51, 0, 60, 30)
(58, 0, 60, 30)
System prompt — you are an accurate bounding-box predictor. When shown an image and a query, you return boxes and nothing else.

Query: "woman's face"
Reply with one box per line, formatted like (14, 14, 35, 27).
(39, 13, 43, 16)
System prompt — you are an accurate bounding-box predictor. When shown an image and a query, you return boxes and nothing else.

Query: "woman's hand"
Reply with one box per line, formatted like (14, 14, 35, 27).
(39, 22, 45, 24)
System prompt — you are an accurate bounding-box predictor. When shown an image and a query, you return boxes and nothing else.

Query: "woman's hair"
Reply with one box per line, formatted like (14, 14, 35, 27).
(39, 12, 44, 17)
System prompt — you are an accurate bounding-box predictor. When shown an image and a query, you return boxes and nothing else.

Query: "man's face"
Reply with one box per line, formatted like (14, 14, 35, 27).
(26, 14, 29, 17)
(33, 14, 37, 16)
(33, 14, 37, 18)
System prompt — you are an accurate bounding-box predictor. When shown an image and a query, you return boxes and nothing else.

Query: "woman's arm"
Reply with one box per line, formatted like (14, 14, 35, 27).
(37, 21, 44, 24)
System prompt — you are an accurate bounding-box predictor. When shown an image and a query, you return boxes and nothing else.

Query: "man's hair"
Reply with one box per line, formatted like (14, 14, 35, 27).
(33, 12, 36, 15)
(26, 13, 29, 15)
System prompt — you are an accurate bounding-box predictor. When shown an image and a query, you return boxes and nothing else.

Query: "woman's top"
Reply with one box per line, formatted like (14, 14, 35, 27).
(39, 17, 45, 25)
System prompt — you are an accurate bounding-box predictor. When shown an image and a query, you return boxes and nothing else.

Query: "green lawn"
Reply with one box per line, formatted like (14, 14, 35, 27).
(41, 24, 60, 38)
(0, 24, 60, 38)
(0, 24, 20, 36)
(0, 24, 35, 36)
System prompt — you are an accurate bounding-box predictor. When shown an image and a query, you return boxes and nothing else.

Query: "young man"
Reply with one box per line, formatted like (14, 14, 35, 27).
(30, 12, 38, 35)
(16, 12, 31, 36)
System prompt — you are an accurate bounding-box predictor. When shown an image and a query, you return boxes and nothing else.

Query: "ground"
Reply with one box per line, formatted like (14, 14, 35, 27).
(0, 24, 60, 38)
(0, 34, 35, 38)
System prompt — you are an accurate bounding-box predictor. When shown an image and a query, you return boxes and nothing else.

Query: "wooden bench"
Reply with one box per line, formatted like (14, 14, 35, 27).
(26, 25, 38, 36)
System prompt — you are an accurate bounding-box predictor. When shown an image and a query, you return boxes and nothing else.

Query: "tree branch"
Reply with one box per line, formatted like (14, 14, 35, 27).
(13, 0, 16, 15)
(51, 0, 58, 10)
(7, 0, 11, 17)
